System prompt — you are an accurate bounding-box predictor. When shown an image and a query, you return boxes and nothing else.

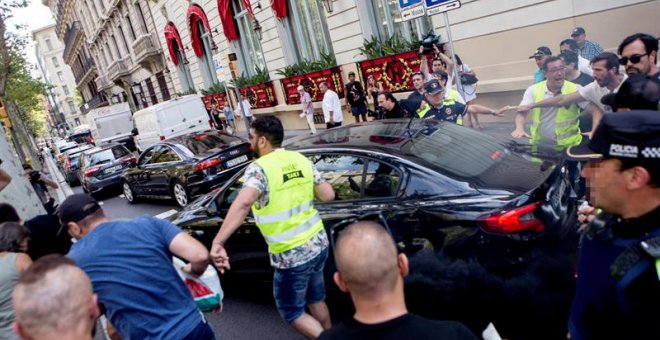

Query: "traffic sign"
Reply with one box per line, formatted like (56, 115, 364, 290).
(398, 0, 426, 22)
(424, 0, 461, 16)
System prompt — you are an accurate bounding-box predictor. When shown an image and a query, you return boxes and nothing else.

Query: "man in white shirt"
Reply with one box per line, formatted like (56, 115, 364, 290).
(240, 94, 253, 124)
(517, 53, 626, 133)
(319, 82, 342, 129)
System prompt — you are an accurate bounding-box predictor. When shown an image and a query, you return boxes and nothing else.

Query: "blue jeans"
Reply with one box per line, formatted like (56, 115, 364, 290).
(273, 248, 328, 323)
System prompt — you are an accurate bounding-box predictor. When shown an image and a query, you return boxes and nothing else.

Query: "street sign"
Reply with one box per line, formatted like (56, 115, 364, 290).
(424, 0, 461, 16)
(398, 0, 426, 22)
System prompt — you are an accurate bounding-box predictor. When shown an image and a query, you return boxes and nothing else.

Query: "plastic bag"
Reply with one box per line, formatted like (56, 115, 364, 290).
(173, 257, 224, 312)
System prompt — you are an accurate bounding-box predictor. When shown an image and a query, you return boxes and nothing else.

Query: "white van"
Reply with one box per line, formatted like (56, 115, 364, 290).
(132, 95, 212, 152)
(87, 103, 135, 150)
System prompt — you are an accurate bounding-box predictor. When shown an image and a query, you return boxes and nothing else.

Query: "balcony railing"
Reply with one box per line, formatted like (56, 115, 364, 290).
(108, 58, 131, 81)
(62, 21, 83, 63)
(79, 93, 107, 114)
(132, 32, 160, 64)
(73, 58, 96, 84)
(95, 74, 113, 90)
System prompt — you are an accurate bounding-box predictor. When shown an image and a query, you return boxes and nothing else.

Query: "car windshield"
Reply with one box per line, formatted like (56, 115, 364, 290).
(88, 147, 130, 165)
(175, 132, 243, 157)
(405, 121, 510, 178)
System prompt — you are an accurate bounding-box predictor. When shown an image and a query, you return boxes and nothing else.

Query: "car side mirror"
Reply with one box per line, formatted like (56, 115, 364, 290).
(131, 128, 139, 136)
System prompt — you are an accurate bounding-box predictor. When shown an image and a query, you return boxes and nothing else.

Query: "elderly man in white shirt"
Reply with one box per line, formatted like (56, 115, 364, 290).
(319, 82, 343, 129)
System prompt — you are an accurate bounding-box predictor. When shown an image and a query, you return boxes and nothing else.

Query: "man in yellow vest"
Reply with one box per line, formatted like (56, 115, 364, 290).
(511, 56, 585, 150)
(211, 116, 336, 338)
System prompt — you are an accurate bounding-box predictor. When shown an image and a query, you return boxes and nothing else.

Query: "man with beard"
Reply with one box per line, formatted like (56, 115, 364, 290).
(377, 92, 408, 119)
(618, 33, 659, 79)
(511, 56, 585, 149)
(211, 116, 336, 339)
(404, 72, 426, 115)
(517, 52, 625, 133)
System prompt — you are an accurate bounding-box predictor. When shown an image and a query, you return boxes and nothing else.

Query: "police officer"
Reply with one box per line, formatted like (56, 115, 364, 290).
(565, 110, 660, 340)
(210, 116, 336, 339)
(417, 79, 507, 122)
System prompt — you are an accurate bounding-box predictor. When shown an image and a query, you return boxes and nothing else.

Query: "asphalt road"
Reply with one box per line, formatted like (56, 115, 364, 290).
(68, 122, 520, 339)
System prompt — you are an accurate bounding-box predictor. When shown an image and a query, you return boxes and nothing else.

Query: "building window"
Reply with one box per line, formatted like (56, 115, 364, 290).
(62, 85, 70, 96)
(45, 39, 53, 50)
(74, 117, 81, 125)
(156, 72, 171, 101)
(125, 14, 136, 40)
(367, 0, 431, 42)
(164, 22, 194, 93)
(285, 0, 333, 62)
(51, 57, 60, 68)
(68, 101, 77, 113)
(57, 71, 64, 82)
(145, 78, 157, 106)
(231, 0, 266, 77)
(111, 35, 121, 58)
(118, 26, 130, 55)
(134, 2, 148, 35)
(188, 6, 217, 88)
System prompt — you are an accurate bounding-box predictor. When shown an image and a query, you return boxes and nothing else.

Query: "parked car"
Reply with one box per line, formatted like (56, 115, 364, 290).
(167, 119, 580, 338)
(77, 144, 136, 197)
(55, 142, 79, 170)
(121, 129, 252, 207)
(132, 94, 212, 152)
(62, 144, 95, 185)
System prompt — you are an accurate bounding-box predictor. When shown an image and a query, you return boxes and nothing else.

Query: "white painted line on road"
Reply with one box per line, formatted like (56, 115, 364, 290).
(155, 209, 178, 219)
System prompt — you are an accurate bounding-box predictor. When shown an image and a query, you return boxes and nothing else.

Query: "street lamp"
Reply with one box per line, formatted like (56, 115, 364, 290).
(320, 0, 333, 14)
(253, 19, 263, 41)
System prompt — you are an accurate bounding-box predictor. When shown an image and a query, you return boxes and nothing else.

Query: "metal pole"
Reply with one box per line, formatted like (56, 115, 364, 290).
(443, 12, 463, 92)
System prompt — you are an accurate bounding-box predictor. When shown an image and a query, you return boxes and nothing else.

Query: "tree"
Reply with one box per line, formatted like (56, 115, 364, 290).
(0, 1, 29, 97)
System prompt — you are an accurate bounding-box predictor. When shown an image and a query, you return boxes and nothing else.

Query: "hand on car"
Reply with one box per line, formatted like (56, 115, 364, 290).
(511, 128, 530, 139)
(210, 243, 230, 274)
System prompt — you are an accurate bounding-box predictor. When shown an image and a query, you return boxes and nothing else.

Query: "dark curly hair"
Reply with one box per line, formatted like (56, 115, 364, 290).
(251, 115, 284, 147)
(0, 222, 29, 252)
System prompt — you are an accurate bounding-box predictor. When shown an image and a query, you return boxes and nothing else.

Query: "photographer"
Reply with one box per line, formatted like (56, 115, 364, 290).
(0, 158, 11, 192)
(22, 164, 58, 214)
(418, 34, 454, 84)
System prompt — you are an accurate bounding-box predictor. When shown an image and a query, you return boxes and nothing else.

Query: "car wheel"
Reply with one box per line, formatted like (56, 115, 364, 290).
(123, 181, 138, 204)
(172, 181, 190, 207)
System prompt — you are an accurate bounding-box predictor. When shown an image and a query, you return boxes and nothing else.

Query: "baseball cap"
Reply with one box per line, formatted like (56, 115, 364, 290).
(423, 79, 445, 95)
(57, 194, 101, 225)
(565, 110, 660, 161)
(600, 75, 660, 111)
(529, 46, 552, 59)
(571, 27, 586, 37)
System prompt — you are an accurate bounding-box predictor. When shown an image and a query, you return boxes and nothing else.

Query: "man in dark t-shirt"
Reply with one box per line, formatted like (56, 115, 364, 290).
(345, 71, 368, 123)
(318, 221, 477, 340)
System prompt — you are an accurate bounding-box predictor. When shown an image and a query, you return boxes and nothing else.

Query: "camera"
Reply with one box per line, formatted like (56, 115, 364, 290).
(420, 32, 440, 55)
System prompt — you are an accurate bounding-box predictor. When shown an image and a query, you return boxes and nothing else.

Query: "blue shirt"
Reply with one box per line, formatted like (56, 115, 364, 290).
(68, 215, 201, 340)
(533, 68, 545, 84)
(223, 107, 234, 120)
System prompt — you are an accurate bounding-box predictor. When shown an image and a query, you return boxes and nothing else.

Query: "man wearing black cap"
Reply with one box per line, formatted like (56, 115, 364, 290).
(345, 71, 368, 123)
(60, 194, 216, 339)
(565, 111, 660, 340)
(600, 75, 660, 112)
(417, 79, 507, 122)
(530, 46, 552, 84)
(570, 27, 603, 61)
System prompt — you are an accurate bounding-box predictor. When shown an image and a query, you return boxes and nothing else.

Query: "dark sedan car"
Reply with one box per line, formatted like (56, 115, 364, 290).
(122, 130, 252, 207)
(78, 144, 136, 198)
(168, 120, 580, 339)
(62, 144, 95, 185)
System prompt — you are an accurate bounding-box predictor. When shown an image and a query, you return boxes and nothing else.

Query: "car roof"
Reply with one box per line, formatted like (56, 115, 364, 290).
(65, 144, 94, 154)
(165, 129, 237, 144)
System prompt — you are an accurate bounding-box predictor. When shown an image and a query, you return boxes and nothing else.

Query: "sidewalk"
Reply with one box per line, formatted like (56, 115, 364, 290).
(41, 152, 74, 204)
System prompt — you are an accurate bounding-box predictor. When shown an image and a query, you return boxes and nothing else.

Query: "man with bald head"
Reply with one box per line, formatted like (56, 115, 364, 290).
(12, 255, 99, 340)
(319, 221, 476, 339)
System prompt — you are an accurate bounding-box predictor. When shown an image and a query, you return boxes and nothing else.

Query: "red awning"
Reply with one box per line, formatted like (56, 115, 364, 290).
(270, 0, 288, 20)
(217, 0, 239, 41)
(164, 23, 184, 66)
(187, 4, 212, 58)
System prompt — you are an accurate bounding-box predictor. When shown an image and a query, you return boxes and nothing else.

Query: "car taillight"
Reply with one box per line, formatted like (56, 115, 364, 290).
(65, 157, 71, 170)
(120, 154, 137, 164)
(84, 165, 101, 177)
(477, 202, 545, 234)
(196, 158, 222, 172)
(160, 135, 165, 141)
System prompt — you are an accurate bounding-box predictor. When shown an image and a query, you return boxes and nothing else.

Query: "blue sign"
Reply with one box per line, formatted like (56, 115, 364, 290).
(399, 0, 423, 9)
(425, 0, 451, 6)
(425, 0, 461, 15)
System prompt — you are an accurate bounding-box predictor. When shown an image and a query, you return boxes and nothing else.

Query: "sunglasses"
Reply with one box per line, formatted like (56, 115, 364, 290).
(619, 53, 648, 65)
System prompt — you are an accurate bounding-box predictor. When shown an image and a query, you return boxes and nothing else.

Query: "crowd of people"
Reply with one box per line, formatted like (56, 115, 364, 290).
(0, 25, 658, 340)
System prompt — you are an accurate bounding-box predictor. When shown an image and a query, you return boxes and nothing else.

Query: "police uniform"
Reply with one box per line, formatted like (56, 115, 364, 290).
(417, 79, 467, 123)
(565, 111, 660, 340)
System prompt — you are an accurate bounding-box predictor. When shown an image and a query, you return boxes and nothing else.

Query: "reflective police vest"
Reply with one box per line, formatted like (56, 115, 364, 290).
(530, 81, 582, 148)
(252, 150, 323, 254)
(444, 90, 462, 125)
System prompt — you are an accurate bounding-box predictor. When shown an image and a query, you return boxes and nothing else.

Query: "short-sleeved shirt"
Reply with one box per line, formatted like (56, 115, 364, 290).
(241, 99, 252, 117)
(242, 149, 329, 269)
(572, 72, 595, 87)
(533, 68, 545, 84)
(301, 91, 313, 115)
(223, 107, 234, 120)
(520, 81, 586, 144)
(421, 103, 467, 123)
(578, 74, 627, 112)
(68, 215, 201, 340)
(322, 90, 343, 123)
